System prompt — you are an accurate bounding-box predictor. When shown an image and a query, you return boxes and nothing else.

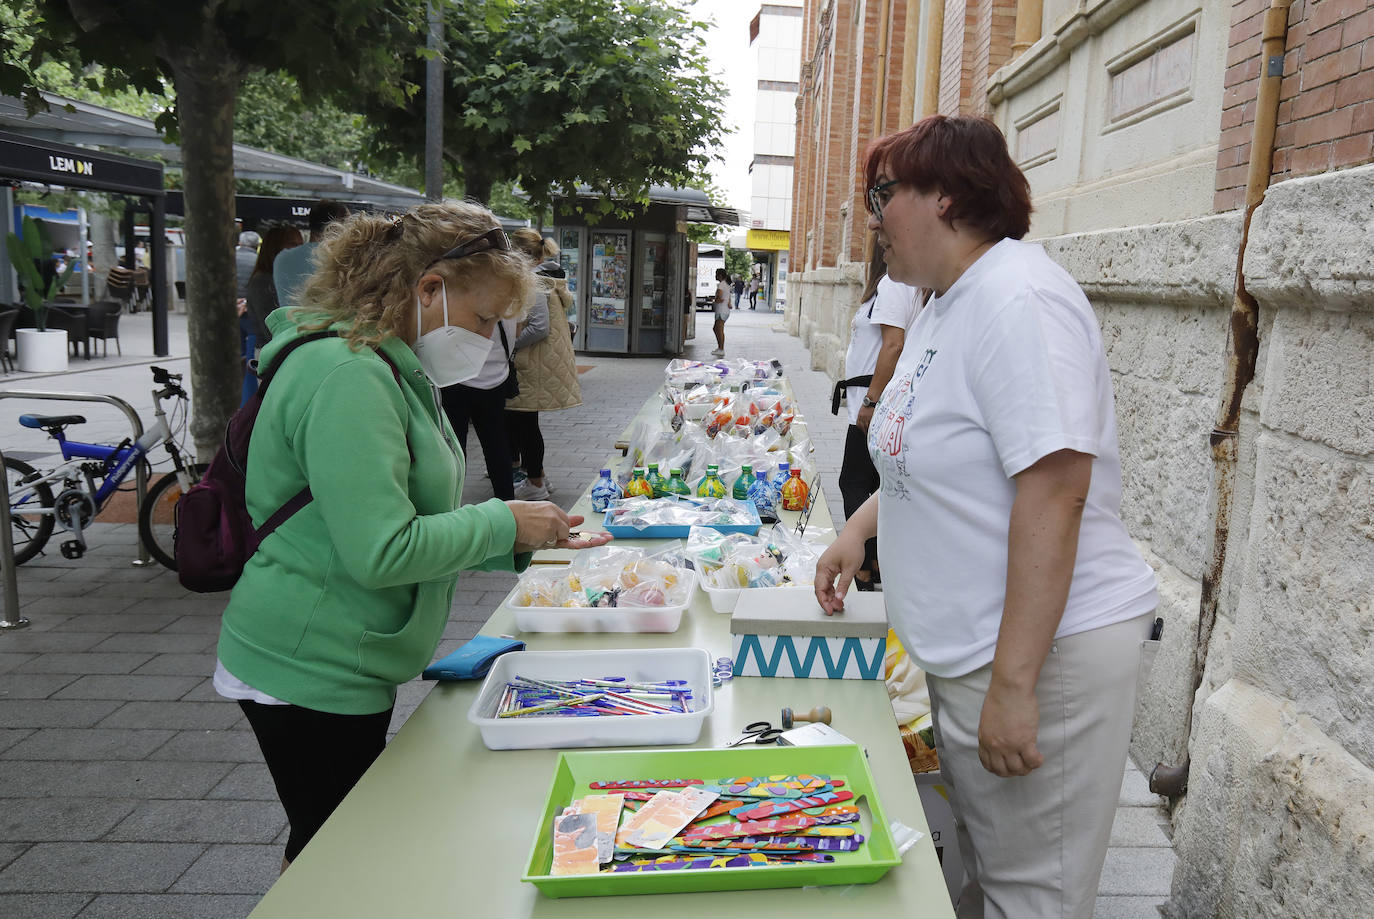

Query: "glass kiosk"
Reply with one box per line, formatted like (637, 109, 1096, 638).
(555, 187, 738, 356)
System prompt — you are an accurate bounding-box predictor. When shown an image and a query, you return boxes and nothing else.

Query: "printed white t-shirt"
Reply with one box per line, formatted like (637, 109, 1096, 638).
(714, 280, 731, 319)
(843, 276, 922, 426)
(867, 238, 1157, 678)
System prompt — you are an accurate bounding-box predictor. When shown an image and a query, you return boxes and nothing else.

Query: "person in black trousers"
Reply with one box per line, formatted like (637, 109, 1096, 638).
(440, 318, 519, 500)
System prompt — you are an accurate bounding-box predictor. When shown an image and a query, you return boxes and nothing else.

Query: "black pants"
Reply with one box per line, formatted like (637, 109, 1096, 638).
(440, 382, 514, 500)
(506, 409, 545, 479)
(239, 700, 393, 862)
(837, 423, 880, 579)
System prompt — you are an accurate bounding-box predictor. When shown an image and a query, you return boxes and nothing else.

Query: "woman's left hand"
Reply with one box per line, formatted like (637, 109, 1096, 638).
(977, 680, 1044, 777)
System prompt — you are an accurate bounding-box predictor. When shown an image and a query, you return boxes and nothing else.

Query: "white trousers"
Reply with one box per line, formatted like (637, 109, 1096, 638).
(926, 613, 1153, 919)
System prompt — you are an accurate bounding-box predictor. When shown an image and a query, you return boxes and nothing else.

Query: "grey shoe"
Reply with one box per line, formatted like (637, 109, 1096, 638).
(513, 480, 551, 501)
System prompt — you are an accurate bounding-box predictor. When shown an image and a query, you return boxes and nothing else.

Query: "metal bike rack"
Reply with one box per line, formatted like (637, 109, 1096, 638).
(0, 448, 29, 630)
(0, 389, 153, 566)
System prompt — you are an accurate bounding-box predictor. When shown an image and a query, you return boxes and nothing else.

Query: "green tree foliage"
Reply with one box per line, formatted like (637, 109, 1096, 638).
(0, 0, 426, 456)
(723, 244, 752, 280)
(363, 0, 724, 213)
(234, 71, 371, 174)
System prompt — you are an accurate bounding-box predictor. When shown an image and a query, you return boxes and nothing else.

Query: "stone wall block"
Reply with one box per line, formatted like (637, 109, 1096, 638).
(1166, 679, 1374, 918)
(1040, 214, 1242, 307)
(1232, 432, 1374, 764)
(1247, 163, 1374, 313)
(1256, 307, 1374, 456)
(1113, 377, 1213, 577)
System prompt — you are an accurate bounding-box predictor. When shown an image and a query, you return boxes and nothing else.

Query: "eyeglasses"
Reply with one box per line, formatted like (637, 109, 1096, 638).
(427, 226, 510, 268)
(866, 179, 901, 222)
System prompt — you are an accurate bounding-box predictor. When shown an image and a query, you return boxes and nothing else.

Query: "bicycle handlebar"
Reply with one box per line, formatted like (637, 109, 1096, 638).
(150, 366, 182, 385)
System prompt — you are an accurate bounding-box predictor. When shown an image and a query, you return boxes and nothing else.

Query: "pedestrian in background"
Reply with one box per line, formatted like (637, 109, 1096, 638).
(747, 274, 761, 309)
(505, 229, 582, 501)
(273, 200, 349, 312)
(816, 114, 1158, 919)
(731, 274, 745, 309)
(234, 230, 260, 301)
(833, 234, 921, 591)
(710, 267, 730, 357)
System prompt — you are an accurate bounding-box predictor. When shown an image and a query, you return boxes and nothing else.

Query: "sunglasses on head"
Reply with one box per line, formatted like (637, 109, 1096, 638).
(427, 226, 510, 268)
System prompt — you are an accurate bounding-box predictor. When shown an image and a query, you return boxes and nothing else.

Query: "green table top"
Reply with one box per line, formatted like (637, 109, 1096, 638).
(247, 386, 954, 919)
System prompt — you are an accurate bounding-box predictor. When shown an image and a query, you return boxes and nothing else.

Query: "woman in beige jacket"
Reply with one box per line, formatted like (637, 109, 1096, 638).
(506, 229, 582, 500)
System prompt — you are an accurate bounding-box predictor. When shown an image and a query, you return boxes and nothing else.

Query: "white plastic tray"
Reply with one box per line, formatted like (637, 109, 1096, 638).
(466, 647, 713, 751)
(507, 571, 697, 634)
(700, 581, 814, 614)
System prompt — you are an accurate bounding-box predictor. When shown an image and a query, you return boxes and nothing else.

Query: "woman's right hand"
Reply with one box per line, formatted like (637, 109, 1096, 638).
(814, 531, 866, 616)
(507, 501, 613, 553)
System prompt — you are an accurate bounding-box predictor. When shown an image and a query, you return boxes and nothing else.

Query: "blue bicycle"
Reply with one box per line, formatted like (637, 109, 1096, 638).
(5, 366, 203, 568)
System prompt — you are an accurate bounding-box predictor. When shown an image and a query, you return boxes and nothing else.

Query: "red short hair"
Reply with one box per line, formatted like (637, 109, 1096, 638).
(865, 115, 1032, 241)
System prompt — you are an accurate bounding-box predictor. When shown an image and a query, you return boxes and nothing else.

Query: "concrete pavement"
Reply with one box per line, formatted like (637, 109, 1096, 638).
(0, 306, 1173, 917)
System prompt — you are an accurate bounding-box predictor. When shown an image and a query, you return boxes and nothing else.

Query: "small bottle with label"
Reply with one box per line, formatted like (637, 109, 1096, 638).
(732, 464, 754, 500)
(624, 467, 654, 498)
(696, 463, 728, 498)
(768, 461, 790, 511)
(781, 467, 809, 511)
(645, 462, 668, 498)
(747, 469, 779, 523)
(665, 467, 693, 496)
(590, 468, 622, 513)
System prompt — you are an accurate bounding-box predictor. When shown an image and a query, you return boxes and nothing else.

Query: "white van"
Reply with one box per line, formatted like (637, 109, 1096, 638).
(695, 248, 725, 310)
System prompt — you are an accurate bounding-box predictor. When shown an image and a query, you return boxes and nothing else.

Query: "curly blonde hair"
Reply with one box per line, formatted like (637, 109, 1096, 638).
(297, 201, 534, 348)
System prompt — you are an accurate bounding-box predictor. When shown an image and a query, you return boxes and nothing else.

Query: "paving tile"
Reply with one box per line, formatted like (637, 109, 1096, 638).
(0, 652, 37, 674)
(0, 761, 233, 800)
(1098, 847, 1178, 896)
(156, 618, 223, 635)
(0, 699, 123, 729)
(129, 598, 230, 618)
(107, 800, 285, 844)
(0, 728, 34, 753)
(0, 842, 206, 893)
(54, 675, 203, 702)
(0, 894, 92, 919)
(74, 893, 264, 919)
(52, 614, 181, 634)
(206, 763, 277, 801)
(1092, 895, 1166, 918)
(130, 653, 217, 676)
(168, 843, 281, 894)
(96, 700, 244, 732)
(0, 798, 139, 842)
(12, 653, 155, 676)
(1109, 807, 1172, 848)
(89, 633, 217, 655)
(0, 844, 25, 871)
(2, 728, 174, 761)
(178, 679, 223, 703)
(0, 632, 108, 654)
(148, 729, 262, 763)
(15, 597, 141, 618)
(0, 673, 81, 699)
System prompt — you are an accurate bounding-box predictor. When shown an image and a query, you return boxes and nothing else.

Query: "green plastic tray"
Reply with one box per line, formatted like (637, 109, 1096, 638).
(522, 744, 901, 898)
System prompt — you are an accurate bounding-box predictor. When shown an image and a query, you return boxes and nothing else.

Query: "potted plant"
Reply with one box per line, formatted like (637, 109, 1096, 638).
(5, 214, 75, 372)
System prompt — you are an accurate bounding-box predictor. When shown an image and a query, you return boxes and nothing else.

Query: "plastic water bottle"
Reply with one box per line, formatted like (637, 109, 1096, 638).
(768, 461, 790, 512)
(646, 462, 668, 498)
(665, 467, 692, 496)
(590, 468, 621, 513)
(696, 464, 728, 498)
(747, 469, 778, 523)
(781, 467, 809, 511)
(732, 464, 753, 500)
(625, 467, 654, 498)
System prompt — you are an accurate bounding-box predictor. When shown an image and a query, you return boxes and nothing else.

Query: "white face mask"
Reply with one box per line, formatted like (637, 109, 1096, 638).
(411, 279, 494, 387)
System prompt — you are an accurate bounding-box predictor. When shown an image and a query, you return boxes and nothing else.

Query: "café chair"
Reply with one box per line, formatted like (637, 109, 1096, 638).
(85, 299, 124, 357)
(44, 303, 91, 359)
(0, 308, 18, 373)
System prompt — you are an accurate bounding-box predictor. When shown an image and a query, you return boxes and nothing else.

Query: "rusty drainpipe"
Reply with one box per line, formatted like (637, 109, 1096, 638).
(1149, 0, 1294, 798)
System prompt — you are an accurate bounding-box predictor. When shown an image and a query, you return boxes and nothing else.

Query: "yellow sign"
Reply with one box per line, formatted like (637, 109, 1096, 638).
(746, 229, 790, 251)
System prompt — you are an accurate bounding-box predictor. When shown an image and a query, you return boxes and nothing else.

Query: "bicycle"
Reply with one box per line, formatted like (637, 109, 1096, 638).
(5, 366, 205, 569)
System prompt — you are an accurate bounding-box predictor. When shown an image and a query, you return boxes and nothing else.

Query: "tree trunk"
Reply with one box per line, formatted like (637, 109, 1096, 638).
(169, 51, 243, 460)
(459, 155, 494, 205)
(88, 209, 117, 298)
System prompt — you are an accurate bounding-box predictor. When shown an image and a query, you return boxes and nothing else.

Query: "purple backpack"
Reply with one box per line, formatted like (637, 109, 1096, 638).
(174, 332, 399, 592)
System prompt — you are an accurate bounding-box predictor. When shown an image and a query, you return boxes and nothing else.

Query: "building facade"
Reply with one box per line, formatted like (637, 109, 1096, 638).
(747, 2, 806, 309)
(787, 0, 1374, 914)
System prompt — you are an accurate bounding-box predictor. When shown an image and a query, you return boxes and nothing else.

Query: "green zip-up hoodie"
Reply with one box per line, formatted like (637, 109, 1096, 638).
(217, 311, 526, 714)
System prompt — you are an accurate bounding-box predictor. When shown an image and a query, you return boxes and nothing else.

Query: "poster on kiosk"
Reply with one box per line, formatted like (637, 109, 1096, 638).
(586, 230, 630, 352)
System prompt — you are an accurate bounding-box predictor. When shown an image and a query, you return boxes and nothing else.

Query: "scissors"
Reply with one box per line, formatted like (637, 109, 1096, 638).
(727, 721, 784, 747)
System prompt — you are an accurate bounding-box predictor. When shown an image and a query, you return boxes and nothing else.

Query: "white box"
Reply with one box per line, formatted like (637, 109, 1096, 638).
(508, 572, 696, 634)
(915, 771, 966, 903)
(466, 647, 713, 751)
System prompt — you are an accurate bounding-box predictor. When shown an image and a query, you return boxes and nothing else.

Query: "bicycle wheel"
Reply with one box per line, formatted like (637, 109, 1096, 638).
(4, 456, 55, 565)
(137, 464, 207, 571)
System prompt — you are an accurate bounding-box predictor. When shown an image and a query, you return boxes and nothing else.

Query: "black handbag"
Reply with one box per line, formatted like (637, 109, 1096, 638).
(497, 323, 519, 399)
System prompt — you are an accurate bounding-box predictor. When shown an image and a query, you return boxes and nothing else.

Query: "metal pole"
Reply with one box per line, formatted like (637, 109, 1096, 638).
(424, 0, 445, 202)
(0, 449, 29, 631)
(78, 204, 91, 304)
(150, 196, 169, 356)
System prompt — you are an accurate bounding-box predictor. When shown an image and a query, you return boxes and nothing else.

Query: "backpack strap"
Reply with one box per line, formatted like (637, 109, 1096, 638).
(250, 332, 410, 546)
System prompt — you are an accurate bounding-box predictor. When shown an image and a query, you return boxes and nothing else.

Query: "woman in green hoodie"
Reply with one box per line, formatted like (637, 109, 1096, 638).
(214, 201, 609, 868)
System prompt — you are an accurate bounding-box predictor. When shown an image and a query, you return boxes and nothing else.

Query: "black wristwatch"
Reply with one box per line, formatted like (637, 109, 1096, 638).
(861, 395, 879, 409)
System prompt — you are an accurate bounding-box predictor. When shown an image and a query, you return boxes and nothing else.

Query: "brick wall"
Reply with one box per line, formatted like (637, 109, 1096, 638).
(1215, 0, 1374, 212)
(940, 0, 978, 114)
(970, 0, 1017, 114)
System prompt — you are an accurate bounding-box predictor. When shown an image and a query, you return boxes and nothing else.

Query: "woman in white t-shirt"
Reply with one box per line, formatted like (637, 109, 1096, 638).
(710, 268, 731, 356)
(834, 236, 921, 590)
(815, 115, 1158, 919)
